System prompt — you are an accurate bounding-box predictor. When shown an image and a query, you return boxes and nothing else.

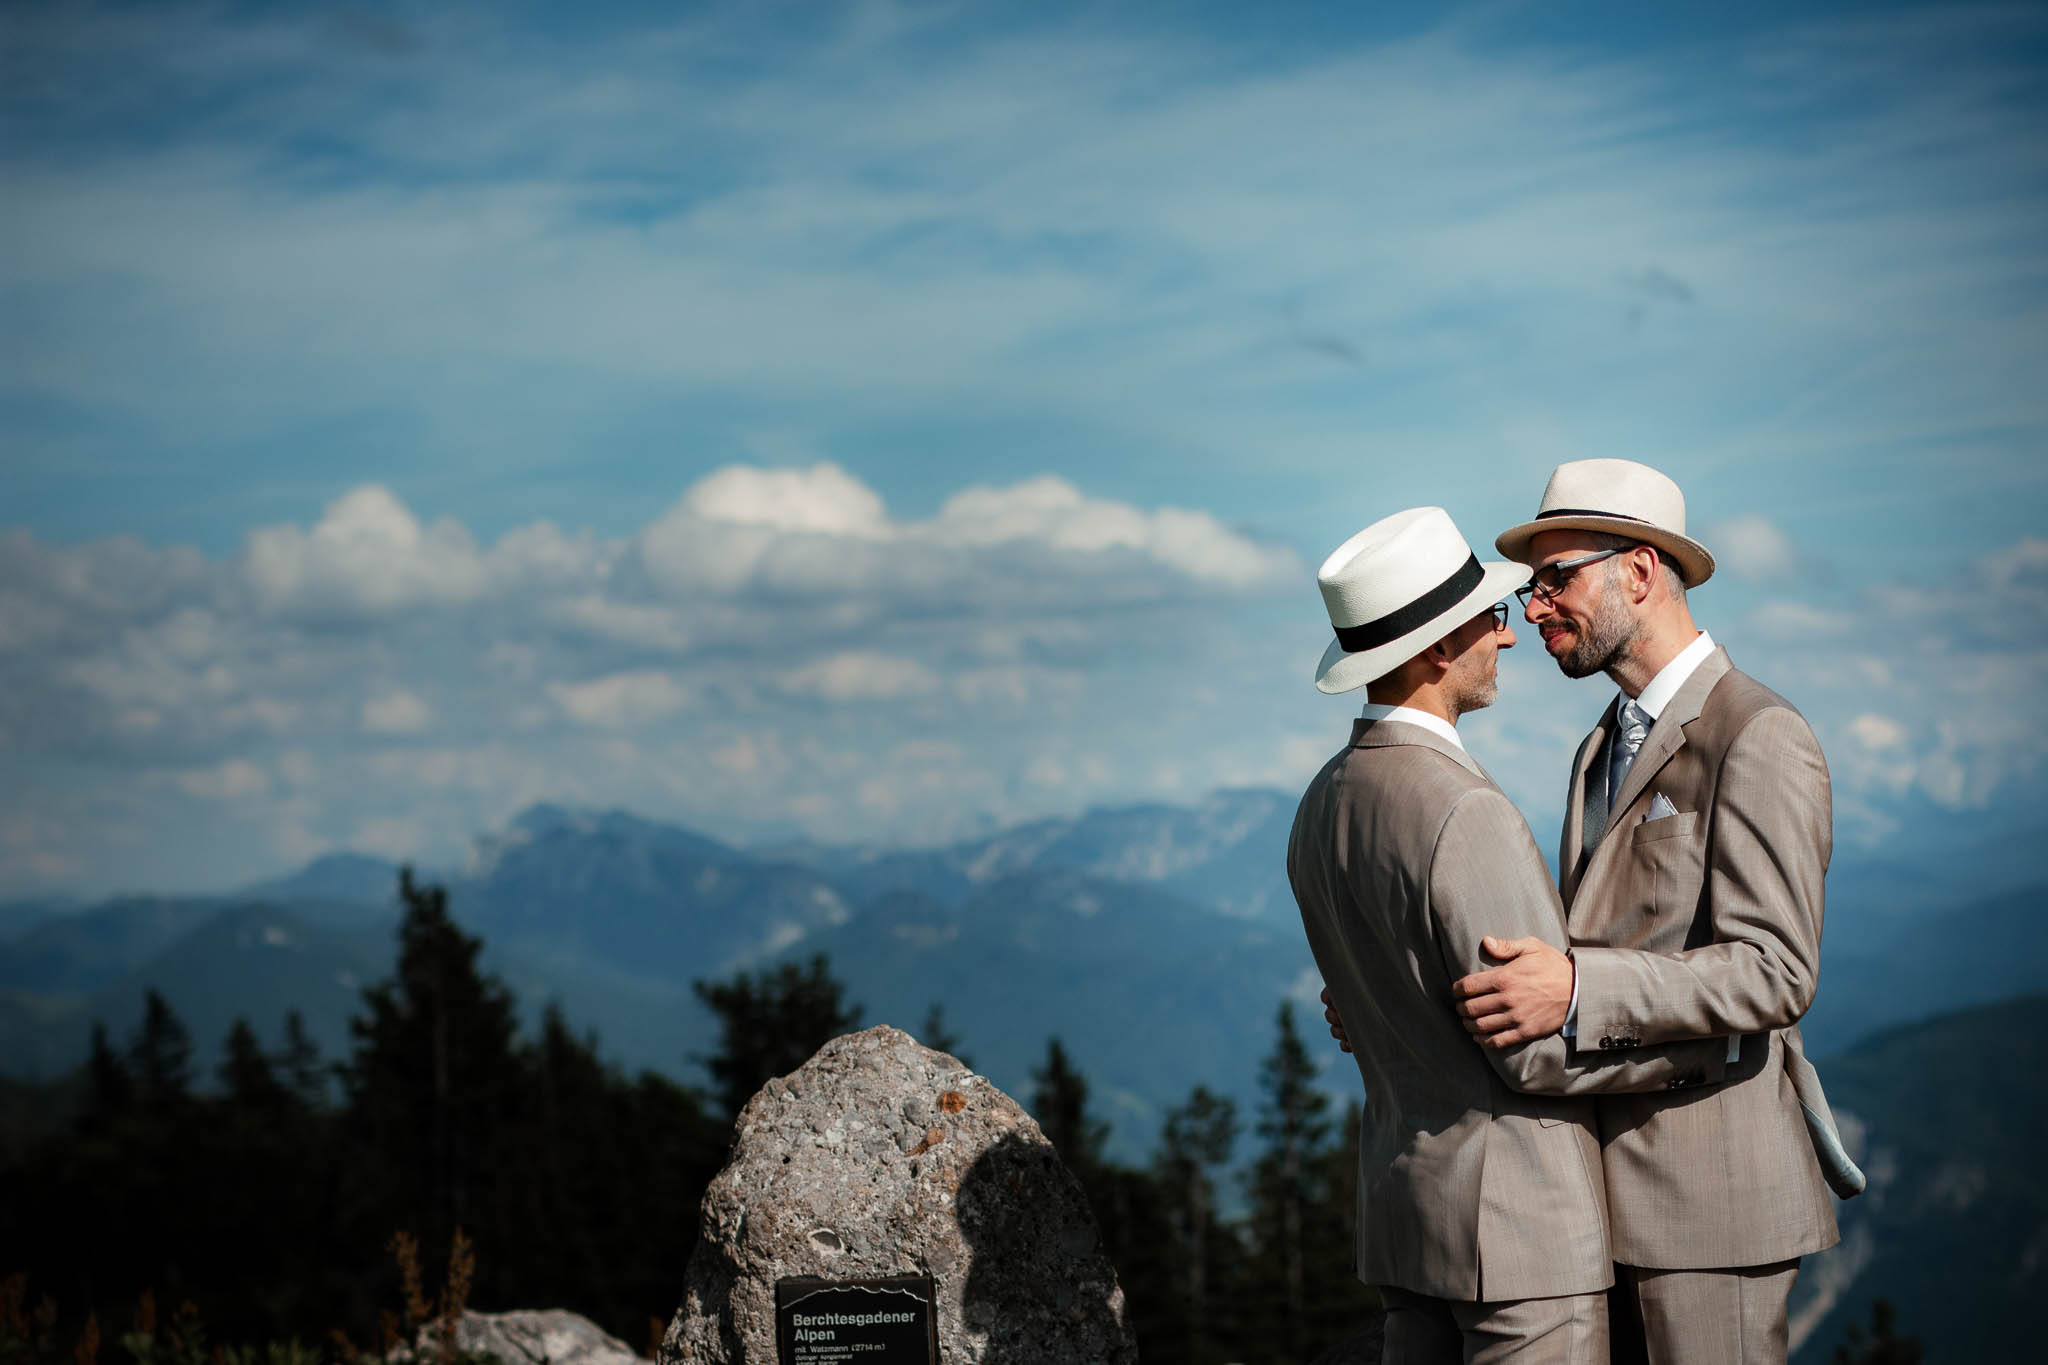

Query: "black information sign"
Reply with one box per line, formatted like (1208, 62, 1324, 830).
(774, 1275, 937, 1365)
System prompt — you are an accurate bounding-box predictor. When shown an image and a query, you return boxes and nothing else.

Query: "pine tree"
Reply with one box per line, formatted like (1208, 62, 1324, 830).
(344, 869, 527, 1277)
(218, 1019, 289, 1111)
(1831, 1299, 1922, 1365)
(693, 953, 862, 1117)
(1028, 1036, 1172, 1352)
(80, 1021, 132, 1130)
(277, 1009, 331, 1109)
(1243, 1001, 1366, 1363)
(1030, 1037, 1109, 1175)
(918, 1002, 970, 1067)
(1154, 1085, 1241, 1362)
(128, 989, 194, 1115)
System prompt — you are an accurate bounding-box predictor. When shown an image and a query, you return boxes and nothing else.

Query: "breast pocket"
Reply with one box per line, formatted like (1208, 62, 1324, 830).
(1633, 811, 1696, 843)
(1628, 811, 1703, 940)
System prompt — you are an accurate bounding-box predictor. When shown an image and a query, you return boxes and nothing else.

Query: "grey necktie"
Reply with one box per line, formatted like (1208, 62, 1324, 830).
(1608, 698, 1651, 803)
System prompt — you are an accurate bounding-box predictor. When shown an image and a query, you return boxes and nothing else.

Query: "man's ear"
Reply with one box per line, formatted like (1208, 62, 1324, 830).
(1624, 544, 1662, 604)
(1421, 634, 1458, 677)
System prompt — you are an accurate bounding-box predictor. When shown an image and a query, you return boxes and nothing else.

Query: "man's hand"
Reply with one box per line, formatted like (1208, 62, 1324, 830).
(1452, 937, 1574, 1048)
(1319, 985, 1353, 1054)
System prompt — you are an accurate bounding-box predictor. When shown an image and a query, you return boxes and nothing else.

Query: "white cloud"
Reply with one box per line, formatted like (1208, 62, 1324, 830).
(361, 688, 433, 735)
(364, 745, 553, 799)
(778, 651, 939, 701)
(4, 3, 2047, 892)
(640, 462, 1299, 603)
(685, 462, 893, 538)
(1848, 714, 1907, 750)
(244, 485, 490, 616)
(1710, 515, 1799, 581)
(1751, 601, 1856, 638)
(707, 733, 782, 779)
(547, 669, 691, 727)
(221, 695, 301, 735)
(1982, 537, 2048, 591)
(167, 757, 271, 801)
(488, 522, 617, 589)
(541, 595, 690, 651)
(350, 816, 426, 862)
(932, 477, 1297, 588)
(238, 487, 619, 621)
(952, 666, 1086, 706)
(1025, 755, 1069, 787)
(277, 748, 320, 788)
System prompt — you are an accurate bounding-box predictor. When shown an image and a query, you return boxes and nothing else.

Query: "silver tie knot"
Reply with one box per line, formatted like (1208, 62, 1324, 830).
(1609, 698, 1652, 798)
(1618, 699, 1650, 755)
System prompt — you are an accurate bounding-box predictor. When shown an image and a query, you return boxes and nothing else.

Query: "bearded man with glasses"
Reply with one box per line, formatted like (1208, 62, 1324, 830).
(1289, 507, 1742, 1364)
(1445, 459, 1864, 1365)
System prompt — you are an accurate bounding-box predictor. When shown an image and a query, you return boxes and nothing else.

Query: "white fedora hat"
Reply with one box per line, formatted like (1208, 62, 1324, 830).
(1494, 458, 1716, 587)
(1314, 507, 1530, 694)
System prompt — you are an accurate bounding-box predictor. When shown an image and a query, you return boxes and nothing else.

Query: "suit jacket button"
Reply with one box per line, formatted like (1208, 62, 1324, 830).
(1599, 1035, 1614, 1049)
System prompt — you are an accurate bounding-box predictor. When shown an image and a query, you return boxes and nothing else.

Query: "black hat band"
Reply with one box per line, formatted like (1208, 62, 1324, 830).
(1333, 554, 1484, 653)
(1537, 508, 1652, 523)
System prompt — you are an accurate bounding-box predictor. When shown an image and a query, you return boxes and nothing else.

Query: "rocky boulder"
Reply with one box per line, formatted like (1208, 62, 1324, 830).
(659, 1025, 1136, 1364)
(414, 1310, 640, 1365)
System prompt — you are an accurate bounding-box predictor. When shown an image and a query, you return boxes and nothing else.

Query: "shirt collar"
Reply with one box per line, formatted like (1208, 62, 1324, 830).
(1628, 630, 1715, 721)
(1360, 702, 1465, 751)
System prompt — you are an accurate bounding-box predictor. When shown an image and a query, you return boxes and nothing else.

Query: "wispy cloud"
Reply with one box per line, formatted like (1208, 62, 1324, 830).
(0, 465, 1304, 892)
(3, 0, 2044, 891)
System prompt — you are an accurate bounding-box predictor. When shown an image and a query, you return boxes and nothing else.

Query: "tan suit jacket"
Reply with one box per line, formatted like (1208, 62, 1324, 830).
(1288, 717, 1733, 1303)
(1558, 648, 1840, 1269)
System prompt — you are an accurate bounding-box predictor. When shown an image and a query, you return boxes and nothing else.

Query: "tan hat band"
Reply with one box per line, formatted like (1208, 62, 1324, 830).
(1332, 555, 1482, 653)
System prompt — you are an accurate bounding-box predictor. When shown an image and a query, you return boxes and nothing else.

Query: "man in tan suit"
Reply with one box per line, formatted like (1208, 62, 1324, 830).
(1451, 460, 1857, 1364)
(1289, 506, 1738, 1364)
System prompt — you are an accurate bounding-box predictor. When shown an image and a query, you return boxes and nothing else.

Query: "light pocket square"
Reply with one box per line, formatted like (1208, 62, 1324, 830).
(1645, 792, 1679, 821)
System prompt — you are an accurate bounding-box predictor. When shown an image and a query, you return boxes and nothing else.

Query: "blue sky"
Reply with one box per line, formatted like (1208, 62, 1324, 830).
(3, 0, 2045, 896)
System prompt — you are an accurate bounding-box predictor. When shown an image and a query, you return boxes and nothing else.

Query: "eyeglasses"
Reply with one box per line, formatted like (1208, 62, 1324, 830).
(1514, 548, 1626, 606)
(1488, 602, 1510, 632)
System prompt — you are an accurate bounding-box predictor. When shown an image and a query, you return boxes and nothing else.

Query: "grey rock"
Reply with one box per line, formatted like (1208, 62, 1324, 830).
(660, 1025, 1136, 1364)
(411, 1310, 640, 1365)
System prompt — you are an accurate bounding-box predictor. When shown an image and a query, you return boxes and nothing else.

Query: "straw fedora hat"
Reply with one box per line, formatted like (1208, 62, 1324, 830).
(1314, 507, 1530, 694)
(1494, 458, 1716, 587)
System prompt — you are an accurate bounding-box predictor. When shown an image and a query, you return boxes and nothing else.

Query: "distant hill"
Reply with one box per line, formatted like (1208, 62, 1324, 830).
(772, 868, 1319, 1155)
(0, 896, 235, 993)
(1803, 885, 2048, 1057)
(1789, 994, 2048, 1363)
(5, 798, 2046, 1171)
(233, 851, 415, 908)
(756, 786, 1298, 920)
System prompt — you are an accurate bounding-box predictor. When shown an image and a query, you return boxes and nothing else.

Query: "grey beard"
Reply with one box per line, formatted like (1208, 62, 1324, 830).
(1453, 672, 1499, 715)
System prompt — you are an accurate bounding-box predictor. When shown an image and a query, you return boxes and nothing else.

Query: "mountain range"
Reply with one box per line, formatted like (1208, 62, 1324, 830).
(0, 791, 1317, 1158)
(4, 791, 2045, 1357)
(1787, 994, 2047, 1363)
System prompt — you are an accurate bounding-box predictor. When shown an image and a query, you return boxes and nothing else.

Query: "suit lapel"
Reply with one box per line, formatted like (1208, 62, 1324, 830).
(1606, 648, 1731, 825)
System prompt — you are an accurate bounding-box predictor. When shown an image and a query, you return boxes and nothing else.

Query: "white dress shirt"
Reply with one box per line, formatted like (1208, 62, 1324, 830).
(1360, 701, 1465, 750)
(1627, 629, 1715, 722)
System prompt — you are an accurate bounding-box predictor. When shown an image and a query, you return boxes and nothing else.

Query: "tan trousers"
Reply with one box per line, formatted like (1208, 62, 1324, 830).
(1608, 1261, 1801, 1365)
(1379, 1285, 1608, 1364)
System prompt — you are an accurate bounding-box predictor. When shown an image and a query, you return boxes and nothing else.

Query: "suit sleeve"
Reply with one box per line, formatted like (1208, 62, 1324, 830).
(1570, 706, 1829, 1048)
(1428, 787, 1731, 1095)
